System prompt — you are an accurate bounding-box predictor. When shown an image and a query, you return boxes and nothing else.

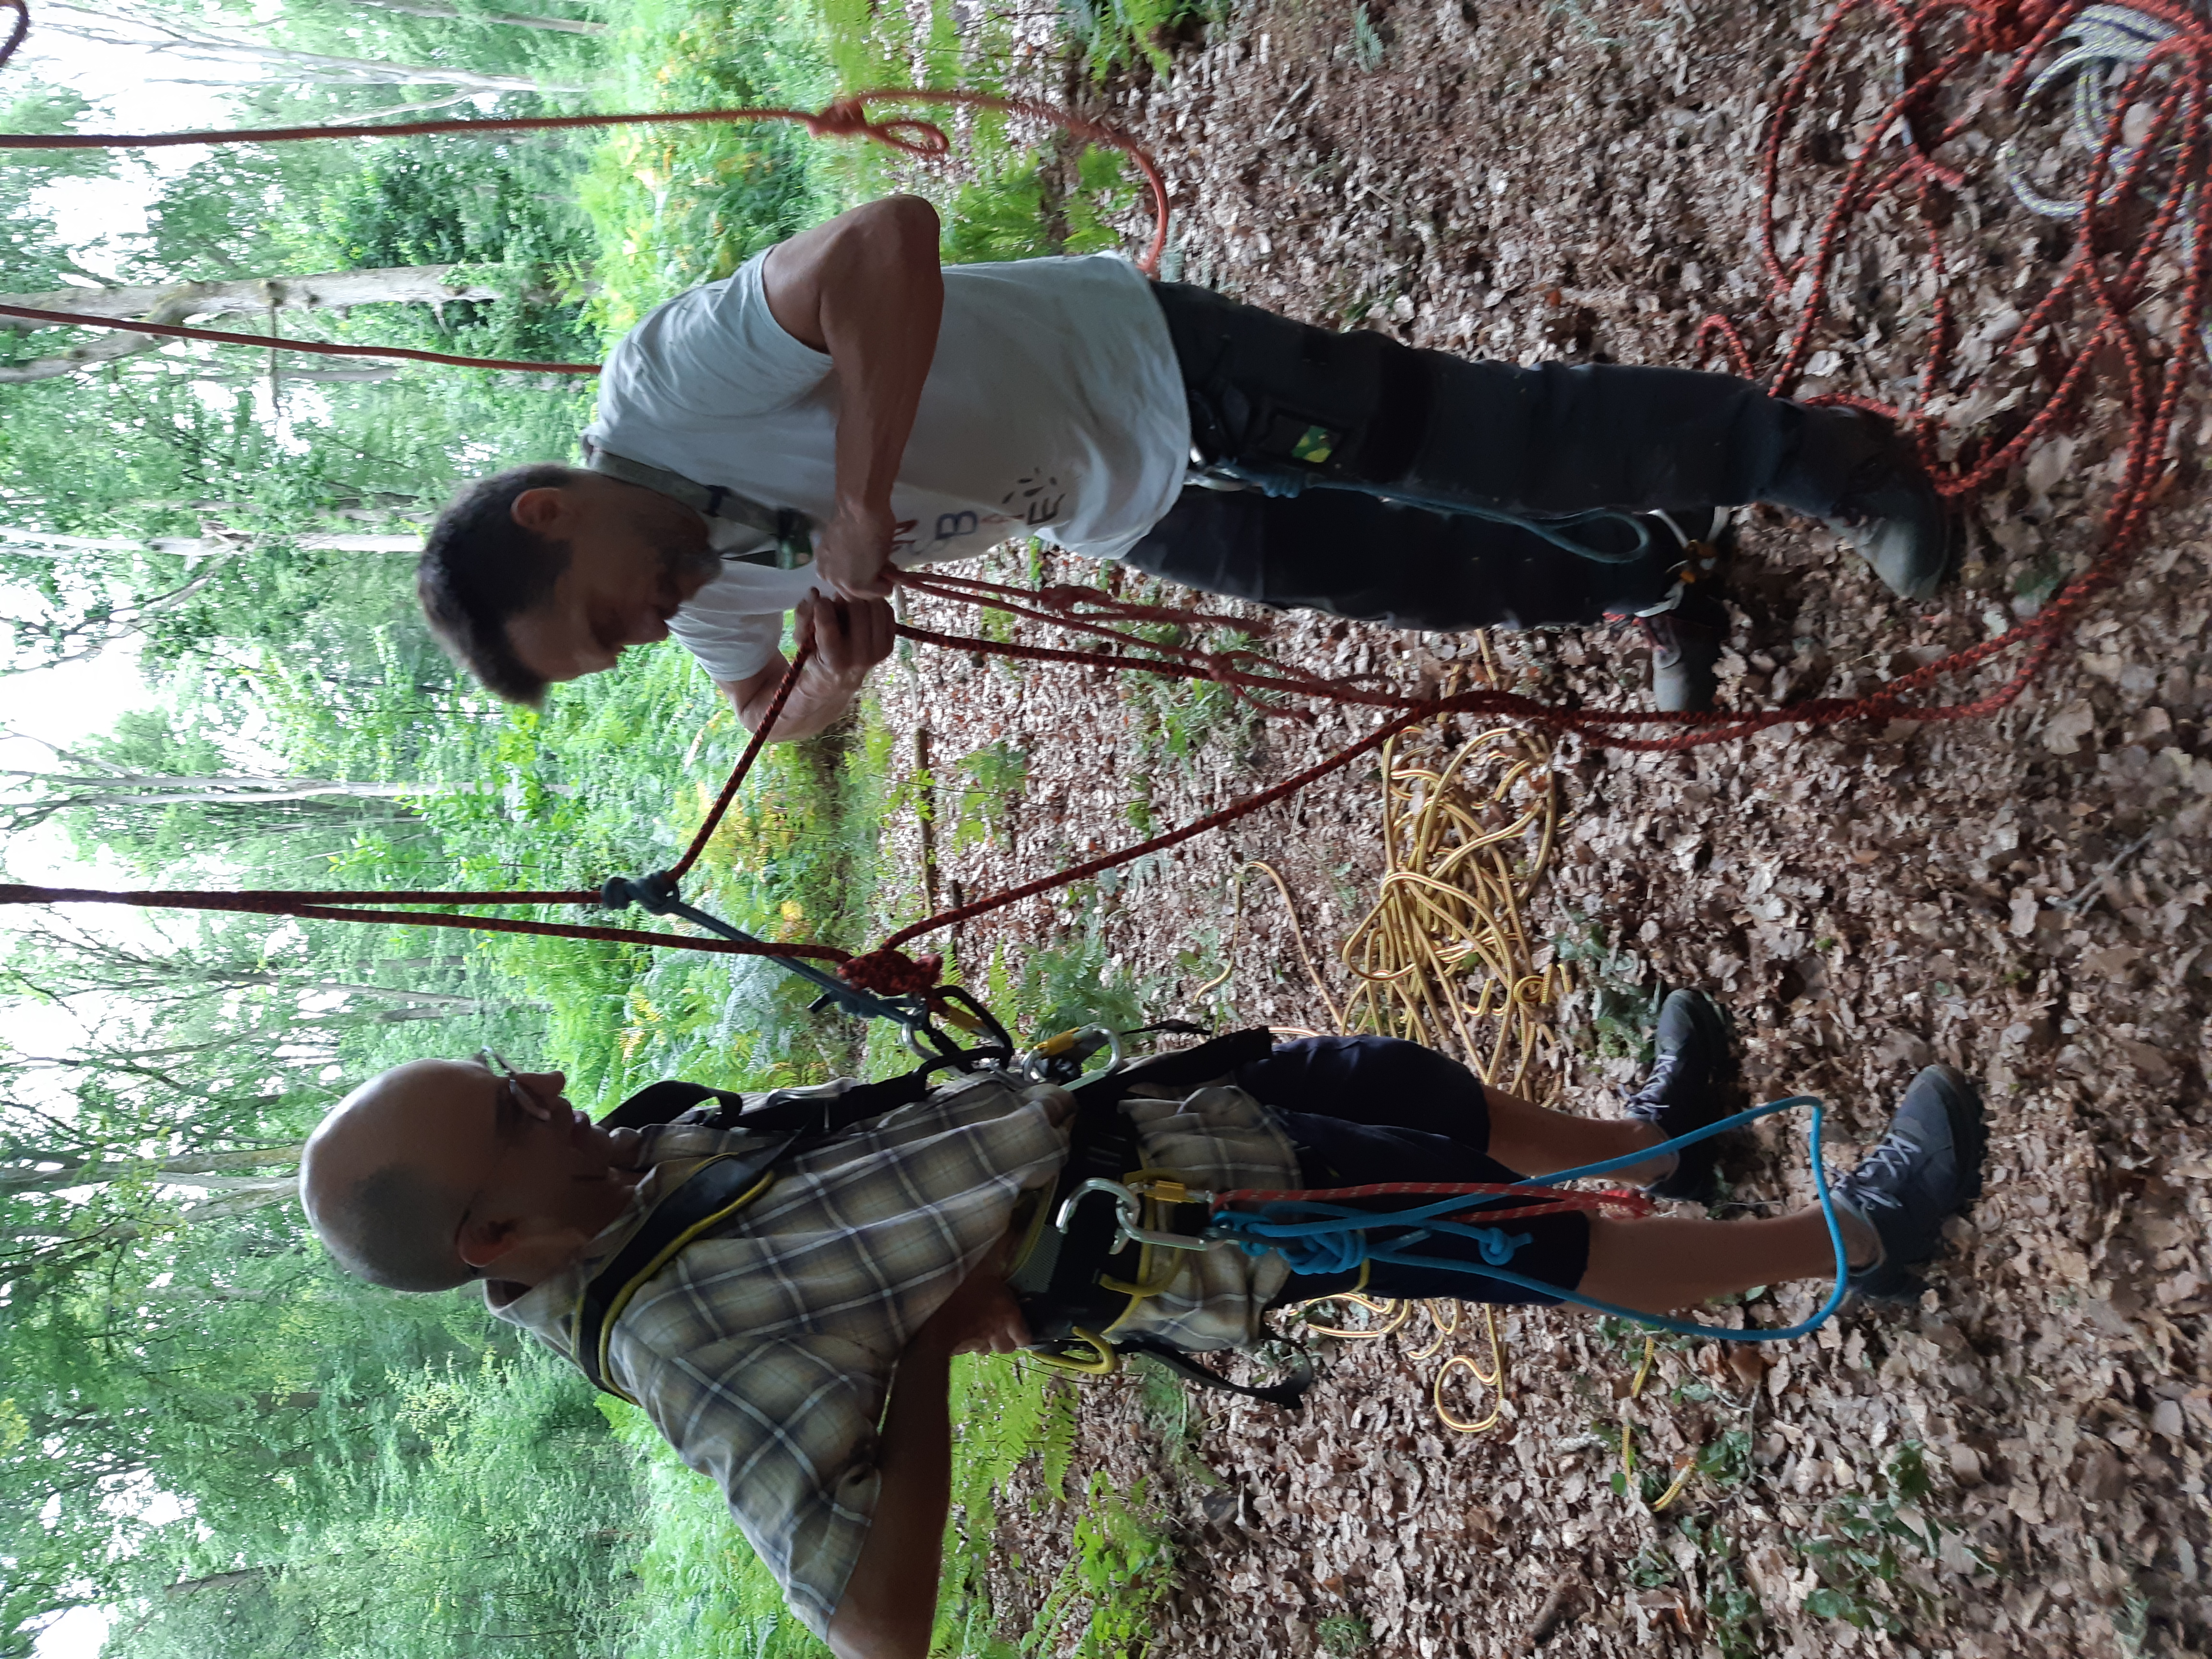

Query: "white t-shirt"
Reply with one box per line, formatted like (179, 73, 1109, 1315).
(585, 251, 1191, 685)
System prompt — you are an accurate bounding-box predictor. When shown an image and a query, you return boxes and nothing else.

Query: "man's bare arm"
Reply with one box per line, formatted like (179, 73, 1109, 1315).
(823, 1246, 1033, 1659)
(716, 593, 894, 740)
(823, 1324, 953, 1659)
(762, 195, 944, 601)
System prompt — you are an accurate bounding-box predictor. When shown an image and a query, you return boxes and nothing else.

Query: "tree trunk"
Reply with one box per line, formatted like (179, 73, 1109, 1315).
(40, 2, 588, 91)
(0, 1142, 305, 1198)
(0, 266, 539, 327)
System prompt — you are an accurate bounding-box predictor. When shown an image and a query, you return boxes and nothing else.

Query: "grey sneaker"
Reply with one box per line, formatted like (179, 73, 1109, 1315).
(1639, 584, 1729, 713)
(1628, 508, 1731, 714)
(1831, 1065, 1987, 1303)
(1621, 989, 1735, 1202)
(1816, 414, 1953, 601)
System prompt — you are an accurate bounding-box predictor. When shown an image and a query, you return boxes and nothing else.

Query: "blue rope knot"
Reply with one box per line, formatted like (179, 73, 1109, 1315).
(1477, 1227, 1533, 1265)
(1204, 1199, 1534, 1279)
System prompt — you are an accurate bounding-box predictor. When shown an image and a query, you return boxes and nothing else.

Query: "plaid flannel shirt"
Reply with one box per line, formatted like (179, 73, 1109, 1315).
(487, 1065, 1296, 1635)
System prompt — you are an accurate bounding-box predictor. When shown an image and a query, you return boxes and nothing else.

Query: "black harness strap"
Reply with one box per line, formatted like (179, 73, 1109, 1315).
(1118, 1337, 1314, 1410)
(598, 1060, 943, 1137)
(573, 1142, 793, 1400)
(574, 1061, 950, 1398)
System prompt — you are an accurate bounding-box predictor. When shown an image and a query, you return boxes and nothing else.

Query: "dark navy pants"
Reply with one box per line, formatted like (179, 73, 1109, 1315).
(1231, 1036, 1590, 1307)
(1128, 281, 1858, 630)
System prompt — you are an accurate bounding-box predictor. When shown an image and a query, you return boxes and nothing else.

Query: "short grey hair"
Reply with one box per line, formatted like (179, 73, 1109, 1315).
(314, 1163, 473, 1294)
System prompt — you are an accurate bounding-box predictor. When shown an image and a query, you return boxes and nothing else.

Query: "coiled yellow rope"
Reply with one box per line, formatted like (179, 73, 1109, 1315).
(1235, 649, 1572, 1435)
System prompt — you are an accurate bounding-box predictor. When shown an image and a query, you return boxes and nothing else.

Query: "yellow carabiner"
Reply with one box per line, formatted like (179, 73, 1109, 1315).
(1024, 1328, 1120, 1376)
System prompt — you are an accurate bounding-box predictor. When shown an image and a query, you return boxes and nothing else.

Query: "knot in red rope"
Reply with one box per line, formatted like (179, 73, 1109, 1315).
(805, 98, 950, 158)
(840, 946, 945, 996)
(1964, 0, 2054, 55)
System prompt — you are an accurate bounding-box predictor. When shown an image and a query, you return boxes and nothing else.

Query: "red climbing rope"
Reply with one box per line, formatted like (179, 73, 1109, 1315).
(667, 640, 816, 882)
(0, 301, 600, 373)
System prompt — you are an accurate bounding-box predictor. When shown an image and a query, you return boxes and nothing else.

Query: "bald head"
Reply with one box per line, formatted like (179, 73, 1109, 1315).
(301, 1060, 485, 1292)
(303, 1056, 639, 1296)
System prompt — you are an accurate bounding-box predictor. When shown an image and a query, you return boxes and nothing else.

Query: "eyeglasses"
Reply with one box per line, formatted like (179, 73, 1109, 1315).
(476, 1049, 556, 1127)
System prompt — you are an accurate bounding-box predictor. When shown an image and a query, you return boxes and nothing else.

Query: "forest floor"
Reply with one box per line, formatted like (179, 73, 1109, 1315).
(863, 0, 2212, 1653)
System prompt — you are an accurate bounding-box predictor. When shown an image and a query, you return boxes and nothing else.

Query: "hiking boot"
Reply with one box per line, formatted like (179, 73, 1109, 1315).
(1621, 988, 1735, 1202)
(1638, 583, 1729, 713)
(1831, 1065, 1987, 1303)
(1629, 508, 1731, 713)
(1804, 410, 1954, 601)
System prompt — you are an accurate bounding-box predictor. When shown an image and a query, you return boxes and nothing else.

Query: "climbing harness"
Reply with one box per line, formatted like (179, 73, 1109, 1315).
(1148, 1095, 1851, 1345)
(582, 445, 815, 570)
(997, 1026, 1318, 1407)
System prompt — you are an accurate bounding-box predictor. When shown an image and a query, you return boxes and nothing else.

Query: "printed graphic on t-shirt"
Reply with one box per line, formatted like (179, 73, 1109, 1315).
(907, 509, 1019, 558)
(1003, 468, 1067, 529)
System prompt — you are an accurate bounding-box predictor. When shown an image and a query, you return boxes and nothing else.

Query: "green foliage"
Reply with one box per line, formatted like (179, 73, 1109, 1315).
(578, 0, 837, 332)
(1554, 916, 1657, 1062)
(599, 1396, 828, 1658)
(1128, 1354, 1222, 1491)
(1624, 1515, 1764, 1659)
(1024, 1474, 1175, 1659)
(1694, 1427, 1755, 1489)
(1059, 0, 1220, 76)
(0, 84, 117, 291)
(1351, 3, 1388, 71)
(1794, 1443, 1966, 1635)
(1315, 1614, 1374, 1656)
(1114, 586, 1263, 781)
(996, 929, 1149, 1041)
(949, 740, 1029, 854)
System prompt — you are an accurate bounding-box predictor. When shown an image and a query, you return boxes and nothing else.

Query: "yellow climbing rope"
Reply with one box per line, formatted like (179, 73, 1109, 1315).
(1337, 659, 1569, 1102)
(1242, 644, 1572, 1434)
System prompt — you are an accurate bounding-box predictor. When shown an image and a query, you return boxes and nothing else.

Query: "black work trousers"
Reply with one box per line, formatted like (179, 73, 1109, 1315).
(1233, 1035, 1589, 1307)
(1123, 282, 1851, 630)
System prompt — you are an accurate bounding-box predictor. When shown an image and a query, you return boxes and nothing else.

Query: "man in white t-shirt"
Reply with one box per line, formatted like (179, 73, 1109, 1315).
(416, 195, 1952, 731)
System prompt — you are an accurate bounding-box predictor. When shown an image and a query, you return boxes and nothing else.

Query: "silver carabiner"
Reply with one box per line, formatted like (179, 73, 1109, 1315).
(1018, 1023, 1125, 1086)
(1053, 1177, 1210, 1254)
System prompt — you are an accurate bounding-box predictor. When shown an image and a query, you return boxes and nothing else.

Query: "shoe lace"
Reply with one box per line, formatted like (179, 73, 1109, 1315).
(1621, 1051, 1682, 1124)
(1833, 1131, 1920, 1212)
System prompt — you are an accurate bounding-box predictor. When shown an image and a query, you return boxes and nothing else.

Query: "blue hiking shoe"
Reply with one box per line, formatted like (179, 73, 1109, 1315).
(1830, 1065, 1987, 1303)
(1621, 989, 1735, 1202)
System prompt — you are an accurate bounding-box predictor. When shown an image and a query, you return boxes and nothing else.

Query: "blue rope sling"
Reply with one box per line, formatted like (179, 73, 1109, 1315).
(1207, 1096, 1852, 1343)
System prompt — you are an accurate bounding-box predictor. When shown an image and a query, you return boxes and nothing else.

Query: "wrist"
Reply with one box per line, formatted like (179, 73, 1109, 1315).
(829, 494, 895, 533)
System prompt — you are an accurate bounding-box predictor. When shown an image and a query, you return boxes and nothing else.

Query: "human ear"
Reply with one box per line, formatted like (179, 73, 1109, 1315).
(459, 1214, 589, 1286)
(511, 486, 570, 536)
(457, 1214, 520, 1271)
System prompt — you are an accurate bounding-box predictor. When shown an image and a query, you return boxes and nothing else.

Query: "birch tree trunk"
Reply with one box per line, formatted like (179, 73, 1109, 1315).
(40, 1, 589, 91)
(0, 265, 573, 385)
